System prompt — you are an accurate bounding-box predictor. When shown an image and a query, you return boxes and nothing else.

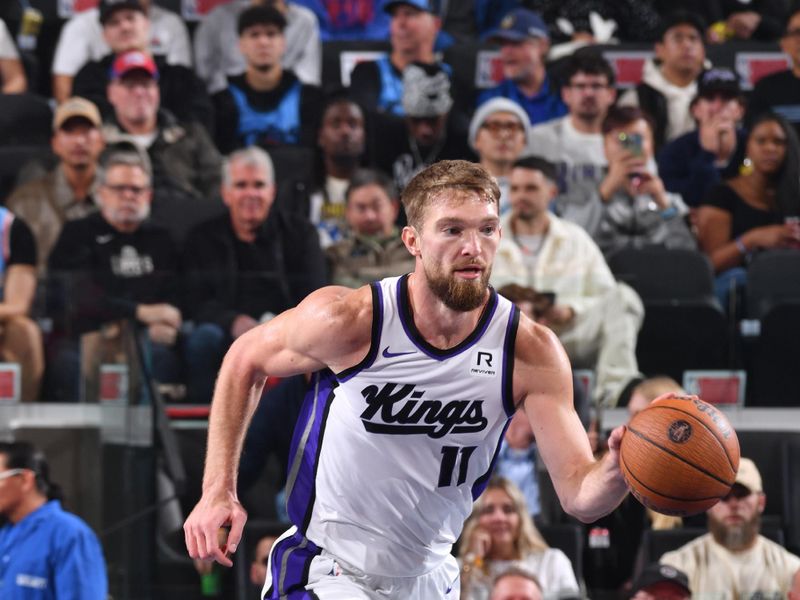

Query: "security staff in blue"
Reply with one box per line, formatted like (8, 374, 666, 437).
(0, 441, 107, 599)
(212, 5, 323, 154)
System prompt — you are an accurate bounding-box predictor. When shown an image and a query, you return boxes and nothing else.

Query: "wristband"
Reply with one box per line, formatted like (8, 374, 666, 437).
(735, 236, 748, 255)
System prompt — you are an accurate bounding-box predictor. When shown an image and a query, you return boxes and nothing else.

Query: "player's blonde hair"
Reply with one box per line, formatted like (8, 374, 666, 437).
(401, 160, 500, 229)
(460, 476, 549, 564)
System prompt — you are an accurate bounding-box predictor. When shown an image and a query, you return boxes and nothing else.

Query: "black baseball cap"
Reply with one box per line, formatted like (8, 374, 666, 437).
(99, 0, 145, 25)
(657, 10, 706, 41)
(237, 5, 287, 36)
(696, 67, 741, 99)
(631, 564, 691, 598)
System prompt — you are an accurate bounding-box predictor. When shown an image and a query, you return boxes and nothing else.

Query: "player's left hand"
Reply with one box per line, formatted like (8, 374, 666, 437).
(606, 425, 626, 464)
(184, 490, 248, 567)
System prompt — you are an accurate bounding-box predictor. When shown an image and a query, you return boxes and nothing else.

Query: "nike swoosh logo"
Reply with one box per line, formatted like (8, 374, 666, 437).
(382, 347, 415, 359)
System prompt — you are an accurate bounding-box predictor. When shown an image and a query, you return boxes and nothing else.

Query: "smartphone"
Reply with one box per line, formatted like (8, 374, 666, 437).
(618, 132, 644, 156)
(532, 292, 556, 318)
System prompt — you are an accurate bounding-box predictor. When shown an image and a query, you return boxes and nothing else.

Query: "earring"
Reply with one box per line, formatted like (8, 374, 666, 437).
(739, 157, 753, 176)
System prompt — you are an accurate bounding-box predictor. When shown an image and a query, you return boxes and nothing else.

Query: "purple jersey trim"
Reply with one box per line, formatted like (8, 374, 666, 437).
(285, 371, 337, 532)
(336, 282, 384, 383)
(395, 274, 499, 360)
(471, 417, 512, 500)
(501, 305, 520, 417)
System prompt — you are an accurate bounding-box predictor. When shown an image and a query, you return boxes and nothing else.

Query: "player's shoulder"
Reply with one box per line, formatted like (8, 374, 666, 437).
(513, 312, 570, 370)
(297, 284, 374, 329)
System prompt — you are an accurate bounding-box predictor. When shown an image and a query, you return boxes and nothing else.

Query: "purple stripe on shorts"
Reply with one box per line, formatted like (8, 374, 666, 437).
(263, 529, 321, 599)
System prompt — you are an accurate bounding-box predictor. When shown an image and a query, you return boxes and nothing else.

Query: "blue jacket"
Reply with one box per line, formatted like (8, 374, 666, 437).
(0, 500, 107, 599)
(478, 76, 567, 126)
(657, 127, 747, 208)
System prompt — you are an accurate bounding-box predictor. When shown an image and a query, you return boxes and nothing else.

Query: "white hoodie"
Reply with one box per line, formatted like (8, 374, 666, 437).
(618, 58, 698, 143)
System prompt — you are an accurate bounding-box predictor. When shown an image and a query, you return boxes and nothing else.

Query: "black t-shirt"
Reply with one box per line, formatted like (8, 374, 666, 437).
(4, 216, 37, 269)
(48, 213, 180, 333)
(212, 70, 323, 154)
(701, 182, 783, 240)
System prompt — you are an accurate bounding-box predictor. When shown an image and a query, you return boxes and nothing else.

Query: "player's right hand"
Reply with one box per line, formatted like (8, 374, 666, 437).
(184, 491, 248, 567)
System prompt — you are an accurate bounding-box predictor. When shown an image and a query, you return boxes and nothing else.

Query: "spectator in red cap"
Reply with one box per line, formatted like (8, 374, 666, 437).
(103, 50, 222, 200)
(71, 3, 212, 132)
(52, 0, 190, 104)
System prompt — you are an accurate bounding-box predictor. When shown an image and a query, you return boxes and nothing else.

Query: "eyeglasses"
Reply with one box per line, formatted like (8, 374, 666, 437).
(103, 184, 150, 197)
(0, 468, 26, 482)
(480, 121, 524, 135)
(782, 29, 800, 39)
(568, 83, 609, 92)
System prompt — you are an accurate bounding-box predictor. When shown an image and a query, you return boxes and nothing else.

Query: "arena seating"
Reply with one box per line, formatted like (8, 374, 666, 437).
(609, 246, 731, 381)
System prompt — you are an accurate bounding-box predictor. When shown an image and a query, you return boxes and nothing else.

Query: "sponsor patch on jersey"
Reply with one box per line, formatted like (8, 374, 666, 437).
(469, 349, 498, 378)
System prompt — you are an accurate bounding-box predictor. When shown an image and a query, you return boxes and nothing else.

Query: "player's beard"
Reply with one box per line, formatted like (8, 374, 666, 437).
(709, 512, 760, 551)
(425, 260, 491, 312)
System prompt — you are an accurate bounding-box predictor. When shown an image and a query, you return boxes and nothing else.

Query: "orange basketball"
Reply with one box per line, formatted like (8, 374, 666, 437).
(619, 396, 740, 516)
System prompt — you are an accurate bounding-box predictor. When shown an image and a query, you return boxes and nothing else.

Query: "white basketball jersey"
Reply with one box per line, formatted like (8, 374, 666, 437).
(284, 275, 520, 577)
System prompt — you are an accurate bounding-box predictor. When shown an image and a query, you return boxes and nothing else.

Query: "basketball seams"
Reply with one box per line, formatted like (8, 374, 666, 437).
(626, 424, 735, 487)
(621, 451, 721, 503)
(640, 404, 739, 474)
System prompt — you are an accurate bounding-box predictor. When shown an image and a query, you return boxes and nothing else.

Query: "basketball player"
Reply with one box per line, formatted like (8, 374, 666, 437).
(184, 160, 630, 599)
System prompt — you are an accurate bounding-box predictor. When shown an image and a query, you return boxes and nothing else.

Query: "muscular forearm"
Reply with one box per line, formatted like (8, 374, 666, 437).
(202, 335, 268, 493)
(0, 300, 32, 319)
(564, 452, 628, 523)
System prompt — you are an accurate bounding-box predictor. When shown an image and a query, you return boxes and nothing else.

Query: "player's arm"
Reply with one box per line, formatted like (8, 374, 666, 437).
(514, 317, 628, 523)
(184, 285, 373, 565)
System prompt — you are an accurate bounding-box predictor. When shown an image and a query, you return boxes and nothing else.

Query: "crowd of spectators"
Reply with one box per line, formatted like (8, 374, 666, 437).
(1, 0, 800, 598)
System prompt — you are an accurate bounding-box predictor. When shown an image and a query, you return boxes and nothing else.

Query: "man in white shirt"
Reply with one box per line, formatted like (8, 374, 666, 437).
(661, 458, 800, 600)
(469, 97, 530, 216)
(490, 156, 643, 407)
(193, 0, 321, 93)
(527, 53, 616, 223)
(51, 0, 191, 103)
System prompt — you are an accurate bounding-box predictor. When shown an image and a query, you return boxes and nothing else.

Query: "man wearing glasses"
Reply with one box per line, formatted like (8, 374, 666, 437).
(48, 142, 183, 401)
(468, 97, 531, 215)
(527, 54, 617, 225)
(747, 8, 800, 138)
(660, 458, 800, 599)
(103, 50, 222, 200)
(0, 441, 107, 598)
